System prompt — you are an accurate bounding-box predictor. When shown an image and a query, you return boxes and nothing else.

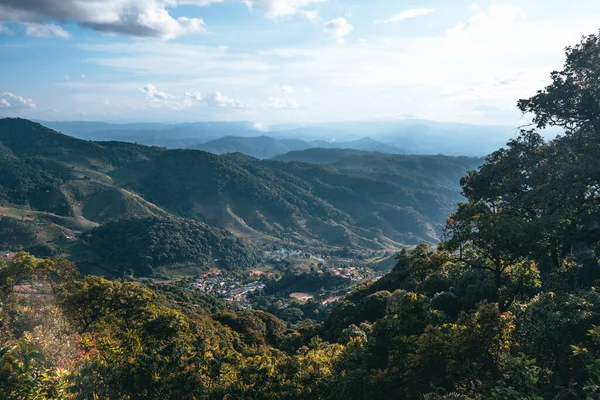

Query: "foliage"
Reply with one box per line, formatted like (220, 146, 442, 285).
(86, 216, 262, 276)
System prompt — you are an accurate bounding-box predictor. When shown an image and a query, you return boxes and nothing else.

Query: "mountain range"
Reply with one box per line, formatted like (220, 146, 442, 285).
(196, 135, 405, 159)
(37, 119, 543, 157)
(0, 118, 482, 276)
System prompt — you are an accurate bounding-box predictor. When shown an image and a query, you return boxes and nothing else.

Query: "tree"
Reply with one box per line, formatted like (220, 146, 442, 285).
(439, 33, 600, 309)
(518, 31, 600, 133)
(442, 176, 542, 312)
(0, 252, 54, 299)
(517, 32, 600, 258)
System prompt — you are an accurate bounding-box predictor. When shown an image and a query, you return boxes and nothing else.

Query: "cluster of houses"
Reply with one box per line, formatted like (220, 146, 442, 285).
(268, 248, 328, 262)
(325, 265, 380, 282)
(192, 272, 265, 307)
(269, 248, 303, 259)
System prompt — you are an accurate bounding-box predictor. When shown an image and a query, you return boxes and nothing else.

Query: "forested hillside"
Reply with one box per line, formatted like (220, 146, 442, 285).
(115, 148, 477, 248)
(0, 120, 261, 275)
(85, 217, 262, 276)
(0, 118, 477, 273)
(2, 31, 600, 399)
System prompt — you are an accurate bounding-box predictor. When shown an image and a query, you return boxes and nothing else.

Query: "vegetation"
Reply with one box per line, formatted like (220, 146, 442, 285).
(3, 31, 600, 399)
(86, 217, 262, 276)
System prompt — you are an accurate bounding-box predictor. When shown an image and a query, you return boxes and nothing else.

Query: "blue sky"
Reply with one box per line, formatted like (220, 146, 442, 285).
(1, 0, 600, 126)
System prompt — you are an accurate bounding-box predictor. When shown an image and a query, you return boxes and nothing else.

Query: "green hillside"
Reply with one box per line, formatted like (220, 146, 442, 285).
(0, 117, 478, 273)
(0, 119, 261, 275)
(85, 217, 262, 276)
(115, 148, 477, 247)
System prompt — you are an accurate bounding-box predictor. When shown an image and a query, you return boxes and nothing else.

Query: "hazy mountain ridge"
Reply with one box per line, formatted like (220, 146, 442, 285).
(36, 119, 534, 156)
(196, 135, 406, 159)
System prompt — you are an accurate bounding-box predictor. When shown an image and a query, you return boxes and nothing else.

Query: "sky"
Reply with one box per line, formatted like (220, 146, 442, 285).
(1, 0, 600, 126)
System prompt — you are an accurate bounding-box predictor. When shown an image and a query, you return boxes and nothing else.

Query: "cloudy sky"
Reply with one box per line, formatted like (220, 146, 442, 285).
(0, 0, 599, 125)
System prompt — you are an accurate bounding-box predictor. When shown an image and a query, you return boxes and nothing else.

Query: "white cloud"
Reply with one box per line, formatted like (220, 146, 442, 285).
(24, 23, 71, 39)
(141, 83, 173, 100)
(268, 97, 299, 109)
(376, 8, 434, 24)
(300, 9, 320, 22)
(281, 85, 294, 93)
(177, 17, 208, 34)
(81, 74, 86, 79)
(250, 0, 327, 19)
(0, 0, 207, 40)
(0, 93, 36, 109)
(170, 0, 326, 20)
(82, 42, 274, 78)
(203, 91, 245, 108)
(183, 90, 245, 108)
(325, 18, 353, 42)
(177, 0, 228, 4)
(184, 91, 203, 101)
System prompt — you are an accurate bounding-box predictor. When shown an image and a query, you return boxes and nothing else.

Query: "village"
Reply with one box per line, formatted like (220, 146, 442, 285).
(191, 270, 266, 307)
(190, 247, 383, 310)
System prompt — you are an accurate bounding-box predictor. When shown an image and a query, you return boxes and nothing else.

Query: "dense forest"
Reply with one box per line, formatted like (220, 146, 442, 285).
(2, 31, 600, 399)
(85, 217, 263, 276)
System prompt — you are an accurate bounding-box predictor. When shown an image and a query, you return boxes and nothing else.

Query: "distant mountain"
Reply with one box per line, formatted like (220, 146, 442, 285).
(310, 137, 406, 154)
(38, 120, 262, 148)
(272, 120, 545, 156)
(0, 118, 482, 274)
(197, 135, 405, 159)
(197, 136, 313, 159)
(36, 119, 548, 157)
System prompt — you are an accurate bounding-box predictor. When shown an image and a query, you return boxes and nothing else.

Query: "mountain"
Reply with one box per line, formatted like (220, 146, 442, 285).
(39, 120, 262, 148)
(37, 119, 550, 156)
(310, 137, 406, 154)
(197, 135, 405, 159)
(197, 135, 313, 159)
(272, 120, 553, 156)
(0, 118, 481, 274)
(273, 148, 481, 190)
(115, 148, 481, 248)
(0, 118, 261, 275)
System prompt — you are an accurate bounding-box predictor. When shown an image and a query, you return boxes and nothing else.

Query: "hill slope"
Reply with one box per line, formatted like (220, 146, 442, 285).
(0, 118, 261, 275)
(114, 148, 480, 247)
(0, 118, 480, 270)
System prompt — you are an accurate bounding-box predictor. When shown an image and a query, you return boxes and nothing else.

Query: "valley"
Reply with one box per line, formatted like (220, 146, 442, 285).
(0, 118, 480, 281)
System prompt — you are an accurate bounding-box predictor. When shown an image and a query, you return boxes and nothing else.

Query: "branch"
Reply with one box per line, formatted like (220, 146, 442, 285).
(453, 255, 497, 273)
